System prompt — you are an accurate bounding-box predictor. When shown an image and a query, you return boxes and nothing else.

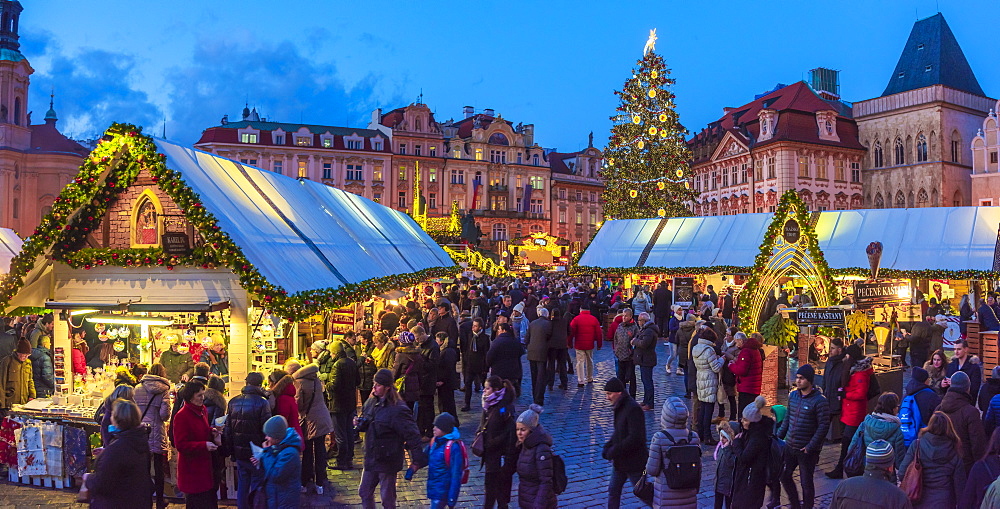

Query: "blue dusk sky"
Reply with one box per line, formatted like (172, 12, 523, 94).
(21, 0, 1000, 152)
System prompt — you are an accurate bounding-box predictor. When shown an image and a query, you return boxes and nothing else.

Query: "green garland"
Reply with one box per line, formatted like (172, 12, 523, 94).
(737, 191, 839, 329)
(0, 123, 459, 321)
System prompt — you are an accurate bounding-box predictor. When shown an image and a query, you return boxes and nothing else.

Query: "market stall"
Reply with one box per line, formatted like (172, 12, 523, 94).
(0, 123, 457, 488)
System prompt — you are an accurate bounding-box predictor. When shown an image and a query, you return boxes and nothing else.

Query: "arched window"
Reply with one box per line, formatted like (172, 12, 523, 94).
(953, 190, 963, 207)
(895, 191, 906, 208)
(874, 193, 885, 209)
(491, 223, 507, 241)
(894, 138, 904, 165)
(529, 224, 544, 233)
(873, 141, 883, 168)
(931, 188, 939, 207)
(132, 192, 162, 246)
(916, 134, 928, 162)
(488, 133, 510, 146)
(951, 130, 962, 163)
(917, 188, 928, 207)
(908, 191, 914, 208)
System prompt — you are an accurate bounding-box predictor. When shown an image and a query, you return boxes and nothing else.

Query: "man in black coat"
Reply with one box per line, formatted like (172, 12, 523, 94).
(434, 331, 460, 426)
(651, 281, 673, 337)
(431, 302, 460, 350)
(602, 377, 648, 509)
(822, 338, 851, 478)
(486, 323, 524, 397)
(221, 372, 271, 508)
(416, 327, 440, 438)
(524, 308, 553, 406)
(633, 313, 658, 411)
(461, 318, 490, 411)
(326, 342, 359, 469)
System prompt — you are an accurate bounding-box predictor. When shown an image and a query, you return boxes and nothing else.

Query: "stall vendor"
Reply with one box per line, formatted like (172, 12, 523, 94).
(161, 336, 194, 384)
(0, 338, 35, 409)
(199, 336, 229, 382)
(71, 327, 89, 377)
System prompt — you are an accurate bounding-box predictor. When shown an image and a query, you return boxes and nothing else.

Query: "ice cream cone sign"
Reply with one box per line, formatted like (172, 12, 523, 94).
(866, 241, 883, 280)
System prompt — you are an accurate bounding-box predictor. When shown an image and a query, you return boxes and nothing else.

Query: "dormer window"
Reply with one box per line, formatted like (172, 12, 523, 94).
(925, 65, 932, 72)
(825, 120, 833, 134)
(898, 72, 905, 79)
(758, 109, 777, 142)
(274, 135, 284, 145)
(816, 110, 840, 142)
(322, 138, 332, 148)
(372, 139, 384, 151)
(240, 133, 258, 144)
(295, 135, 312, 146)
(346, 139, 363, 150)
(761, 118, 769, 135)
(917, 43, 924, 50)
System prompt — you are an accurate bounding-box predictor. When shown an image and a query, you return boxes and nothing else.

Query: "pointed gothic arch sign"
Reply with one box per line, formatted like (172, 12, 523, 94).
(738, 191, 839, 330)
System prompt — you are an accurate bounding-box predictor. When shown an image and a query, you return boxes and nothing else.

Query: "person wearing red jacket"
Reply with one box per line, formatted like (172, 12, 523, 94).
(831, 343, 873, 479)
(569, 309, 603, 388)
(268, 370, 304, 447)
(171, 381, 219, 508)
(71, 327, 88, 377)
(728, 332, 764, 412)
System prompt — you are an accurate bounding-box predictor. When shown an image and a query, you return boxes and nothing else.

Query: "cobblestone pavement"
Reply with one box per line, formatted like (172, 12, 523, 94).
(1, 340, 851, 508)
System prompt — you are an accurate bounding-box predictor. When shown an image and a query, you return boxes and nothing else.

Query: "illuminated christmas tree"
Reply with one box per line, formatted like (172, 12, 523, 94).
(601, 29, 695, 220)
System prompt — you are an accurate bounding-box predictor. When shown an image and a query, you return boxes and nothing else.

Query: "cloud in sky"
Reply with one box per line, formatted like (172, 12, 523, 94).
(163, 36, 403, 144)
(24, 29, 164, 140)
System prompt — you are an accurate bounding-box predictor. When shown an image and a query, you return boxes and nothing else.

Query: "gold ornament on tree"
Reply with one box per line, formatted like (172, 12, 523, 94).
(657, 208, 666, 217)
(657, 181, 665, 190)
(648, 127, 658, 135)
(632, 116, 641, 124)
(629, 189, 638, 198)
(651, 70, 659, 79)
(637, 140, 645, 149)
(675, 169, 684, 178)
(659, 114, 668, 122)
(648, 89, 657, 98)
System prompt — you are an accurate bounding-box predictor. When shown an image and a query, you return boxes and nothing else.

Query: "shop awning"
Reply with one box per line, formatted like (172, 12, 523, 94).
(0, 228, 22, 274)
(580, 207, 1000, 277)
(156, 139, 455, 294)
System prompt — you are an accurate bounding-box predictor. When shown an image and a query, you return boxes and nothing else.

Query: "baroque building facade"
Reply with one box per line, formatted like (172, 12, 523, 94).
(854, 13, 993, 209)
(0, 0, 88, 236)
(197, 103, 603, 254)
(688, 80, 865, 215)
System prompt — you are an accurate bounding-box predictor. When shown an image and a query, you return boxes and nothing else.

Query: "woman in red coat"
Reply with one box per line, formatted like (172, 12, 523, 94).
(71, 327, 88, 376)
(268, 370, 304, 446)
(171, 381, 219, 508)
(834, 344, 873, 478)
(728, 332, 764, 412)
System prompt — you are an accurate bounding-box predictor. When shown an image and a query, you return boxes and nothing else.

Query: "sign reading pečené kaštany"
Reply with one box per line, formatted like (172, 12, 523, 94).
(795, 307, 846, 326)
(853, 280, 908, 308)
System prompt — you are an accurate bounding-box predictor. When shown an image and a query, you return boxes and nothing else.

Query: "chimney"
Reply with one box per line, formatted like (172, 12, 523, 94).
(463, 106, 474, 119)
(484, 108, 495, 117)
(371, 108, 382, 125)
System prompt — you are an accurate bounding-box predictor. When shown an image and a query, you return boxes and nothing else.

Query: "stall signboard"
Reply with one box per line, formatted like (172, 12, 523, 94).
(783, 218, 801, 244)
(795, 307, 846, 327)
(673, 277, 695, 308)
(162, 232, 191, 255)
(854, 280, 909, 309)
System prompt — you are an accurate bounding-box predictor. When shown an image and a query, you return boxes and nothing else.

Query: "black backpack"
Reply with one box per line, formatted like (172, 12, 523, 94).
(551, 453, 568, 494)
(662, 430, 702, 490)
(766, 435, 788, 484)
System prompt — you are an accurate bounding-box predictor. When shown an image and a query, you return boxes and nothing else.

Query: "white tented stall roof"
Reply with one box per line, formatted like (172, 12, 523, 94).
(0, 228, 22, 274)
(581, 207, 1000, 274)
(155, 139, 454, 294)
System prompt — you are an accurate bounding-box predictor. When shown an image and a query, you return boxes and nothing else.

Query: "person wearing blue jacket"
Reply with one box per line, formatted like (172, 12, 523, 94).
(425, 412, 465, 508)
(254, 415, 303, 509)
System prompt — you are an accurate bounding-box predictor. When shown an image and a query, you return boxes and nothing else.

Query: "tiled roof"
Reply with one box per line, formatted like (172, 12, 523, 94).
(28, 122, 88, 156)
(688, 81, 863, 164)
(196, 121, 390, 151)
(380, 108, 405, 128)
(202, 120, 386, 138)
(882, 13, 985, 97)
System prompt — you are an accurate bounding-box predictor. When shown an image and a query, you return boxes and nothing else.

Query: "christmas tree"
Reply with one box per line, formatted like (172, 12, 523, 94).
(601, 29, 695, 220)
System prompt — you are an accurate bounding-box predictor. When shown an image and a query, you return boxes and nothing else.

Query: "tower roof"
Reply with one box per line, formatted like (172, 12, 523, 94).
(882, 13, 985, 97)
(44, 91, 56, 122)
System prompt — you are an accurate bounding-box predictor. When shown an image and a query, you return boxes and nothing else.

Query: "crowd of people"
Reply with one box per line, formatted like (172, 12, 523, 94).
(7, 275, 1000, 508)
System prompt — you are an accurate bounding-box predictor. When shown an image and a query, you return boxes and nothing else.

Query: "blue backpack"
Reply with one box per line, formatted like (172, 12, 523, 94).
(899, 390, 923, 446)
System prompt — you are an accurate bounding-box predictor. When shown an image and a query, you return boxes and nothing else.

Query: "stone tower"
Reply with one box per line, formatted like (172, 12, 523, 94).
(0, 0, 32, 150)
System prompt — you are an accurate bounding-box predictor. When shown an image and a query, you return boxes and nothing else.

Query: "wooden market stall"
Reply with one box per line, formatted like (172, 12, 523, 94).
(0, 123, 456, 488)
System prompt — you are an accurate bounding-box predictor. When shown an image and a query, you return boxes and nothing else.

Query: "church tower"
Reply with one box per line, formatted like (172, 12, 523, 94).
(0, 0, 32, 150)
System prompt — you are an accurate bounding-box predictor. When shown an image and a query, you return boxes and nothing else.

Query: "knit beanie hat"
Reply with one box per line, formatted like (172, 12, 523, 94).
(433, 412, 457, 432)
(845, 344, 863, 361)
(16, 338, 30, 355)
(513, 302, 525, 314)
(517, 404, 544, 429)
(718, 420, 739, 443)
(743, 395, 768, 423)
(660, 396, 689, 429)
(310, 340, 328, 352)
(772, 404, 787, 424)
(398, 331, 415, 344)
(911, 366, 929, 384)
(865, 439, 894, 467)
(796, 364, 815, 384)
(244, 372, 264, 387)
(950, 370, 971, 392)
(603, 377, 625, 393)
(373, 368, 394, 387)
(263, 415, 288, 440)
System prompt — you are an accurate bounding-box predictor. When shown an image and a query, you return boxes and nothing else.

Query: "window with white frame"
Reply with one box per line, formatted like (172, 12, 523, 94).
(346, 139, 363, 150)
(429, 168, 437, 183)
(559, 189, 566, 200)
(346, 164, 363, 181)
(297, 161, 307, 178)
(559, 210, 567, 223)
(295, 135, 312, 147)
(453, 148, 461, 159)
(430, 146, 437, 157)
(851, 162, 861, 183)
(322, 163, 332, 180)
(981, 199, 994, 207)
(241, 133, 258, 144)
(589, 192, 596, 201)
(415, 145, 422, 156)
(429, 193, 437, 209)
(532, 154, 539, 165)
(372, 139, 383, 151)
(273, 161, 283, 175)
(451, 169, 465, 184)
(398, 166, 407, 180)
(492, 223, 507, 241)
(517, 152, 523, 164)
(397, 192, 407, 208)
(399, 143, 407, 155)
(530, 199, 543, 214)
(274, 135, 284, 145)
(322, 137, 332, 148)
(529, 175, 544, 190)
(576, 190, 582, 201)
(475, 148, 483, 161)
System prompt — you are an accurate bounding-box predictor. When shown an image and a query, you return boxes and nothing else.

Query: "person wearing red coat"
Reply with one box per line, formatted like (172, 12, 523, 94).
(171, 382, 219, 508)
(834, 345, 873, 478)
(268, 371, 304, 446)
(728, 332, 764, 411)
(71, 328, 88, 377)
(569, 309, 603, 387)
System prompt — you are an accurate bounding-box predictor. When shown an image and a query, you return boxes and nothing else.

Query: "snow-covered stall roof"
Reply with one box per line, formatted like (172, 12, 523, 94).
(580, 207, 1000, 276)
(156, 139, 454, 294)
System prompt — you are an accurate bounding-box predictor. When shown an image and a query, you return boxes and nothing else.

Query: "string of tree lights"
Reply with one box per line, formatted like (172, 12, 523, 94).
(600, 29, 696, 220)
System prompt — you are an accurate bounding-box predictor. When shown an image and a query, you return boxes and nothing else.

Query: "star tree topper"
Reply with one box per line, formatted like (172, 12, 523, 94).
(643, 28, 657, 56)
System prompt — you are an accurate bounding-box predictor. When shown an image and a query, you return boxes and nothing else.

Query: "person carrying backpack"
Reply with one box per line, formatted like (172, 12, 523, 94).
(846, 392, 906, 474)
(731, 396, 773, 509)
(515, 404, 558, 508)
(901, 367, 941, 445)
(424, 412, 466, 509)
(645, 396, 702, 507)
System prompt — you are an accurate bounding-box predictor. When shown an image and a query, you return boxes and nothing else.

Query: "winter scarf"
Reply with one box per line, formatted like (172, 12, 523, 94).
(371, 343, 391, 367)
(482, 388, 506, 410)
